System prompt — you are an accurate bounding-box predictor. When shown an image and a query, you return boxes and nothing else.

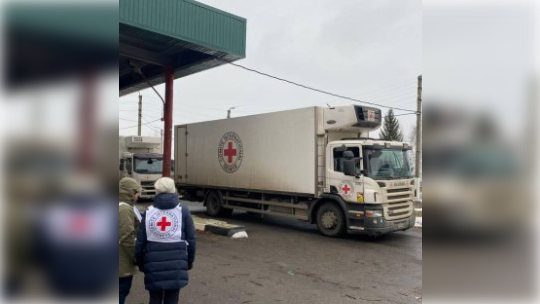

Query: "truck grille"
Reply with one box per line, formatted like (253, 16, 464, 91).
(140, 181, 154, 187)
(139, 181, 157, 197)
(387, 187, 410, 193)
(383, 186, 413, 220)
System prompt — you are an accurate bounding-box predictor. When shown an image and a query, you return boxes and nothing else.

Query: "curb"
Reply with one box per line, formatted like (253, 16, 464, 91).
(193, 216, 247, 237)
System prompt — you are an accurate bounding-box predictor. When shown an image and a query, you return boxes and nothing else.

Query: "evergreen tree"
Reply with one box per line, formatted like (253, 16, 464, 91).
(379, 109, 404, 141)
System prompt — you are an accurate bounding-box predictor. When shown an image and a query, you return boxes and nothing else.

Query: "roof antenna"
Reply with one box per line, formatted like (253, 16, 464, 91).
(327, 103, 335, 109)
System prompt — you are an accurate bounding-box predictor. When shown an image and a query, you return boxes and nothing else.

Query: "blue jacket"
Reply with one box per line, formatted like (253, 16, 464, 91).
(135, 193, 196, 291)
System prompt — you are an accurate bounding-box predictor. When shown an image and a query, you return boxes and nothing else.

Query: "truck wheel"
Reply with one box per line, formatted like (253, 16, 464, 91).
(316, 202, 346, 237)
(205, 191, 232, 217)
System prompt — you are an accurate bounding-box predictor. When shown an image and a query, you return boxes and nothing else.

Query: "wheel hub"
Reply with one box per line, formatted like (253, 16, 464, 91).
(321, 210, 337, 229)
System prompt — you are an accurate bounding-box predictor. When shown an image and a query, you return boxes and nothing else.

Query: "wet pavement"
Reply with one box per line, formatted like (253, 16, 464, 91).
(127, 201, 422, 304)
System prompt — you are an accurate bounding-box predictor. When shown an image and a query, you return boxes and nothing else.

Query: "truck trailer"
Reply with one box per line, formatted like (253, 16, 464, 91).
(174, 105, 416, 237)
(119, 136, 163, 199)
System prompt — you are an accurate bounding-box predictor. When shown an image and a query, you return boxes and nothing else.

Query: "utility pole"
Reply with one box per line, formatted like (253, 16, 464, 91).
(415, 75, 422, 178)
(137, 93, 143, 136)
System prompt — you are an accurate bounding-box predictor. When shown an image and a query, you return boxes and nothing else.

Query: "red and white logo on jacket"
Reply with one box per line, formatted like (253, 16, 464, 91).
(146, 206, 183, 243)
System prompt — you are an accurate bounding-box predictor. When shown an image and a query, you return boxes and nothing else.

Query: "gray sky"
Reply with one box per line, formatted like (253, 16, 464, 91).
(423, 4, 535, 140)
(119, 0, 422, 141)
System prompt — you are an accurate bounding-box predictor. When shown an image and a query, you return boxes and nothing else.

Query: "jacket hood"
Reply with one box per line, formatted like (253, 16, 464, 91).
(153, 193, 179, 210)
(119, 177, 141, 204)
(119, 190, 135, 205)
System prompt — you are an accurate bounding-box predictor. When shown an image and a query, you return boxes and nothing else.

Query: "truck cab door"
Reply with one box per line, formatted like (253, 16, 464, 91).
(327, 145, 362, 203)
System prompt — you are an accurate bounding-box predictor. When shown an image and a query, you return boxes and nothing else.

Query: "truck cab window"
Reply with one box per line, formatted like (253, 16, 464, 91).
(333, 147, 360, 173)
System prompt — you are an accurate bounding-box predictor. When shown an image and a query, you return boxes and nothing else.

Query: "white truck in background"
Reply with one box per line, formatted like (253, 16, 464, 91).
(174, 105, 416, 237)
(119, 136, 163, 200)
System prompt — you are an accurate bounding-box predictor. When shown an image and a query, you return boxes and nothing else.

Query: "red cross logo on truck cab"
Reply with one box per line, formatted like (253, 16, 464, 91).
(156, 216, 172, 231)
(342, 184, 351, 194)
(224, 142, 237, 163)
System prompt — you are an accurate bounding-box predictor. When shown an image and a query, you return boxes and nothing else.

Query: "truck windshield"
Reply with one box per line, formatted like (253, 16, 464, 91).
(134, 158, 163, 174)
(363, 148, 413, 180)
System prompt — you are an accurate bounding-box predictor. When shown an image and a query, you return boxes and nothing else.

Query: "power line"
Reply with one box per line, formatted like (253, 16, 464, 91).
(142, 117, 161, 133)
(218, 59, 419, 114)
(120, 118, 162, 130)
(119, 117, 138, 122)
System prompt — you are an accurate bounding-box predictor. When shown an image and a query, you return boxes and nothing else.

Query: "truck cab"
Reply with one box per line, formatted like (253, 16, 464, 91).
(119, 152, 163, 199)
(325, 139, 415, 236)
(119, 136, 164, 200)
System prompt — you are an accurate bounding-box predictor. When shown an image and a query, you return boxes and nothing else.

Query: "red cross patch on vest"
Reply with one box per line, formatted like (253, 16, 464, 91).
(146, 206, 183, 243)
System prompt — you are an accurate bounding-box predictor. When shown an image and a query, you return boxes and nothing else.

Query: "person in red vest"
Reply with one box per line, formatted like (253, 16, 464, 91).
(136, 177, 196, 304)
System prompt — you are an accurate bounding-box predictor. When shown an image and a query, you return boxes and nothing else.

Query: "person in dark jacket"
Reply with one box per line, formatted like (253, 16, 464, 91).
(135, 177, 196, 304)
(36, 175, 117, 297)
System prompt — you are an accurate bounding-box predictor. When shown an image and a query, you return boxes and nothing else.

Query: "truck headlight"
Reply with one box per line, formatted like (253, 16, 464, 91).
(366, 210, 383, 218)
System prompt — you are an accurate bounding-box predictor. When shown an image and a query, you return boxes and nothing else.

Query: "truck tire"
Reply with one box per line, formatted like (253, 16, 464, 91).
(205, 191, 232, 217)
(316, 202, 346, 237)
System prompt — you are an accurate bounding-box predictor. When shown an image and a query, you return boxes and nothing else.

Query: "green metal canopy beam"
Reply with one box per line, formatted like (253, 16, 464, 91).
(119, 0, 247, 96)
(120, 0, 246, 58)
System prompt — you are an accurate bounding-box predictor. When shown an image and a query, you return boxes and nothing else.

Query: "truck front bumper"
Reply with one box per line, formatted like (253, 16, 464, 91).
(347, 213, 416, 235)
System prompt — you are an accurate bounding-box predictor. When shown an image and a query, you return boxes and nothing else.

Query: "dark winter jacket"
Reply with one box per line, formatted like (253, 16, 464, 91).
(37, 194, 117, 296)
(135, 193, 196, 291)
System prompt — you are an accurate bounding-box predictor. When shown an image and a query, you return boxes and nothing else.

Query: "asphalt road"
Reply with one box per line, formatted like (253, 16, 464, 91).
(127, 201, 422, 304)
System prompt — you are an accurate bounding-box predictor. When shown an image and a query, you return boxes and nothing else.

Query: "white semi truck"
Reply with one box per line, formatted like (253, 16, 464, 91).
(119, 136, 163, 200)
(174, 105, 416, 237)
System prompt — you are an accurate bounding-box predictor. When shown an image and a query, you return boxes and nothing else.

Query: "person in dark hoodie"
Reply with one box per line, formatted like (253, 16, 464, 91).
(135, 177, 196, 304)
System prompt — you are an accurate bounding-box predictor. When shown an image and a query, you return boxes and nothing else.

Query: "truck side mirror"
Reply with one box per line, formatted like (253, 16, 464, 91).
(119, 159, 125, 171)
(126, 159, 132, 175)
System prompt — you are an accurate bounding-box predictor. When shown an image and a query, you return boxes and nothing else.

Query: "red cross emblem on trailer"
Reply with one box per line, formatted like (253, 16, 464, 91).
(218, 132, 244, 173)
(224, 142, 237, 164)
(338, 181, 354, 197)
